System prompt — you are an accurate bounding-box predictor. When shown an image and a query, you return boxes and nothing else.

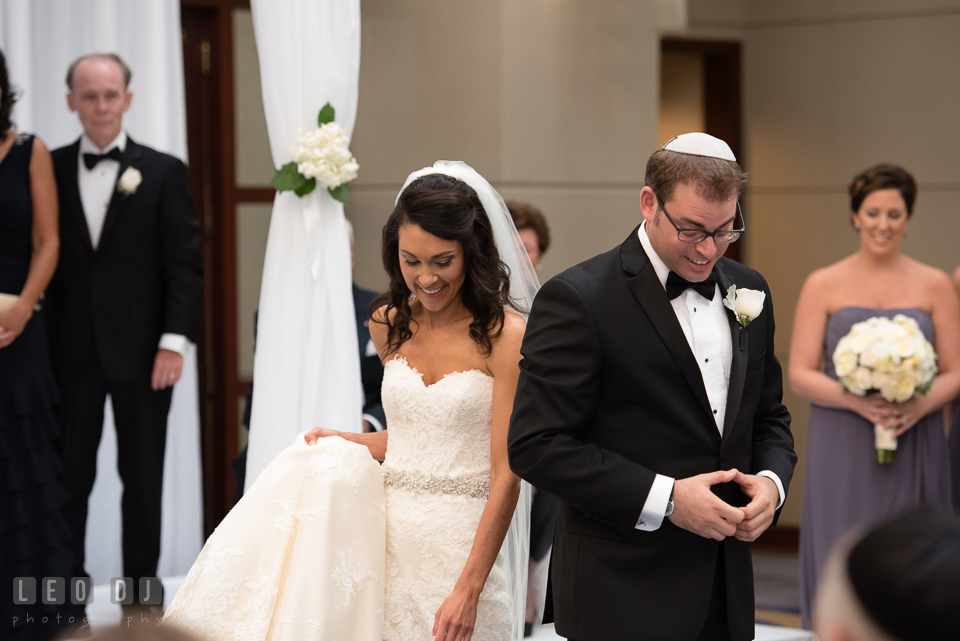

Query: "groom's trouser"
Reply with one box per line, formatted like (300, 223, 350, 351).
(57, 351, 172, 604)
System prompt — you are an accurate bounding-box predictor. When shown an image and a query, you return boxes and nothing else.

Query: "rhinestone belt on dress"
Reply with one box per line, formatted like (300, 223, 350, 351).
(383, 469, 489, 500)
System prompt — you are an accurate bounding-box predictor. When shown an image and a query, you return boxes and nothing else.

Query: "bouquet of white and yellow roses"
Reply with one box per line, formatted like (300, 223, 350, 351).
(832, 314, 937, 463)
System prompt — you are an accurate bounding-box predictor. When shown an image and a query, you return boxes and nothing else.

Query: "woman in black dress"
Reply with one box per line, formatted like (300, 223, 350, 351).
(1, 49, 83, 639)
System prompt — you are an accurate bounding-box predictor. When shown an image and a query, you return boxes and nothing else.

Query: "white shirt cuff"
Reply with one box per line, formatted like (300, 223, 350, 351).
(756, 470, 785, 509)
(363, 414, 384, 432)
(159, 333, 191, 358)
(635, 474, 675, 531)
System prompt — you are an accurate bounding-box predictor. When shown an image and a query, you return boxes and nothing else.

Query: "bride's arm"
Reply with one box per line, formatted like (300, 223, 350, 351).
(304, 427, 388, 460)
(303, 304, 392, 460)
(433, 312, 525, 641)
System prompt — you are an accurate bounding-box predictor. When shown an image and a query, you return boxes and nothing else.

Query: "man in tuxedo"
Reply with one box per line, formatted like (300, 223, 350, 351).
(47, 53, 202, 607)
(508, 133, 796, 641)
(355, 282, 386, 432)
(345, 220, 386, 433)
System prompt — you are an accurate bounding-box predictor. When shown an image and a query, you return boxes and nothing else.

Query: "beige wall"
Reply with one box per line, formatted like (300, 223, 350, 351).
(732, 1, 960, 525)
(231, 0, 960, 528)
(230, 0, 665, 412)
(348, 0, 661, 290)
(659, 52, 705, 147)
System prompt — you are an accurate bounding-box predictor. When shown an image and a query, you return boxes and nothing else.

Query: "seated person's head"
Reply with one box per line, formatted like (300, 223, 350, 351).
(89, 624, 201, 641)
(506, 202, 549, 269)
(814, 506, 960, 641)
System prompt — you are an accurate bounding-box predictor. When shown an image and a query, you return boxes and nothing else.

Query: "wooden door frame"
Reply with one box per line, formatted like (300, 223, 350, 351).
(662, 39, 800, 551)
(182, 0, 278, 534)
(661, 38, 744, 265)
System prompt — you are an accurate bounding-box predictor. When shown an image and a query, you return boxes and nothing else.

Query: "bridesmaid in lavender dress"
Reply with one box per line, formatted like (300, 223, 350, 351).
(789, 164, 960, 629)
(951, 266, 960, 510)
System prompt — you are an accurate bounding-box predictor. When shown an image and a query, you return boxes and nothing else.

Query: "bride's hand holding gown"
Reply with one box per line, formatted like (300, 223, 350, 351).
(163, 312, 526, 641)
(160, 431, 388, 641)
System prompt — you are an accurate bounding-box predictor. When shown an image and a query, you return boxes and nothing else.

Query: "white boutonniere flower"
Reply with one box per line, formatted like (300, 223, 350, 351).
(118, 167, 142, 196)
(723, 285, 765, 329)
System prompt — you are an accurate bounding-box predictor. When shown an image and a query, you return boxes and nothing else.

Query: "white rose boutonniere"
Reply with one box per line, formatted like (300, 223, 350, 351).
(723, 284, 765, 329)
(117, 167, 142, 196)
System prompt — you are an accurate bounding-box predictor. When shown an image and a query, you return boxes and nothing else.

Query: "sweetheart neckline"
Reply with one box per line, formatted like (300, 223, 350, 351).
(829, 305, 932, 320)
(387, 356, 493, 389)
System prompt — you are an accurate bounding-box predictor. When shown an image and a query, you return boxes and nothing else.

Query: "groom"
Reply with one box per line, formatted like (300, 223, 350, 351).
(508, 133, 796, 641)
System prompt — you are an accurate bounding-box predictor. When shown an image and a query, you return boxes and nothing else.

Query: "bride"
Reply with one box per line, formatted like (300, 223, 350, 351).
(163, 161, 538, 641)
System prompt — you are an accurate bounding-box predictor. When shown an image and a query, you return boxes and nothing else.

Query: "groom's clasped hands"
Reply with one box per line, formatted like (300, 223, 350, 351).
(667, 469, 779, 542)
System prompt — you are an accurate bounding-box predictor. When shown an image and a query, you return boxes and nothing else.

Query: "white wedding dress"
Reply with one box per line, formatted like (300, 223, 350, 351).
(163, 356, 515, 641)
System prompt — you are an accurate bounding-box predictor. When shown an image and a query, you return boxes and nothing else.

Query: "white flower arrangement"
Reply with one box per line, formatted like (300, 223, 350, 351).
(832, 314, 938, 463)
(117, 167, 142, 195)
(271, 103, 358, 203)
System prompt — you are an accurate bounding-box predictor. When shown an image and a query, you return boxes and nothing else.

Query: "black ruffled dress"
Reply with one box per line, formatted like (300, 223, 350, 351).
(1, 134, 82, 639)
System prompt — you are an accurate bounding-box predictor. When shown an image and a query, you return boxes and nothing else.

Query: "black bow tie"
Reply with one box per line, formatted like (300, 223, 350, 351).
(665, 271, 718, 300)
(83, 147, 122, 170)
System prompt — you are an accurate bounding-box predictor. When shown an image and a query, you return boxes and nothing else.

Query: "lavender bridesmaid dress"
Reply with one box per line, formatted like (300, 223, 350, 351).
(950, 398, 960, 510)
(798, 307, 952, 629)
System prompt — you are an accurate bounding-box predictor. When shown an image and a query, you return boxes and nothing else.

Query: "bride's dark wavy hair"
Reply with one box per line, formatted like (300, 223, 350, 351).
(372, 173, 513, 357)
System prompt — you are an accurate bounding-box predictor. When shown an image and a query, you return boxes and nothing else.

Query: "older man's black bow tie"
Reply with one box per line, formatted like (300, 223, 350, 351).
(665, 271, 718, 300)
(83, 147, 122, 170)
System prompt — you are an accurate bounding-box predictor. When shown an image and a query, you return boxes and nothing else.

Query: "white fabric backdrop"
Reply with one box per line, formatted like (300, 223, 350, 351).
(0, 0, 203, 583)
(245, 0, 364, 490)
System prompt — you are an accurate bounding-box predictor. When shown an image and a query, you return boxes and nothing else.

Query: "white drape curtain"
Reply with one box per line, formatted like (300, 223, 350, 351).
(244, 0, 363, 491)
(0, 0, 203, 583)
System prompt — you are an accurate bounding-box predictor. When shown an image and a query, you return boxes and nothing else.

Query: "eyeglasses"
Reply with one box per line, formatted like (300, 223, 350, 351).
(656, 196, 745, 244)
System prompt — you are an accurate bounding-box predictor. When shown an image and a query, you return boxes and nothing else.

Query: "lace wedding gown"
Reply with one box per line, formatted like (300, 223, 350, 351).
(163, 356, 515, 641)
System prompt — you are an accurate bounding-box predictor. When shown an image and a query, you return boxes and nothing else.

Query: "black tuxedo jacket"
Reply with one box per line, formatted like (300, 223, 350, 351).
(508, 226, 796, 641)
(48, 136, 202, 384)
(353, 284, 385, 428)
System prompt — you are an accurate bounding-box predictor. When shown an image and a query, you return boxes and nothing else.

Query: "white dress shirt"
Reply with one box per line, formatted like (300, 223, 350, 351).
(77, 132, 190, 359)
(634, 221, 783, 531)
(78, 132, 125, 250)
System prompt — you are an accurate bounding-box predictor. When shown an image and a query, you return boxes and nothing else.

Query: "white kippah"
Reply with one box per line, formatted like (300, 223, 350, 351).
(661, 132, 736, 161)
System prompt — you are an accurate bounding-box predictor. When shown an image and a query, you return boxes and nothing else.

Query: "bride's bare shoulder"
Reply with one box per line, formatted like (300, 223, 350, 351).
(500, 308, 526, 340)
(489, 308, 526, 366)
(370, 303, 391, 325)
(369, 304, 395, 358)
